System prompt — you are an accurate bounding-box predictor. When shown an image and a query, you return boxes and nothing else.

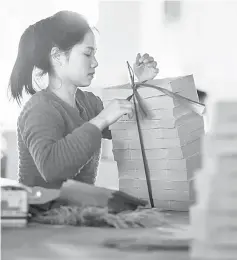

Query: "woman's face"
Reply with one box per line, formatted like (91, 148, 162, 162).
(61, 31, 98, 87)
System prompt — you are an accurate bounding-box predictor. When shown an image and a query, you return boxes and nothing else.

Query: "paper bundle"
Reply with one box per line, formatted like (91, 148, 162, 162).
(1, 178, 29, 227)
(102, 75, 204, 211)
(191, 100, 237, 259)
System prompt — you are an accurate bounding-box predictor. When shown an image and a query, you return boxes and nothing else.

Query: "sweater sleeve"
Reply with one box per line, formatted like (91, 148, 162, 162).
(20, 101, 102, 183)
(88, 93, 112, 140)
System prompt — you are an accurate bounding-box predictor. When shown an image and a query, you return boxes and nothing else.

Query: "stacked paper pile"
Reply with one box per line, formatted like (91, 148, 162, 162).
(1, 178, 28, 227)
(102, 75, 204, 211)
(191, 100, 237, 259)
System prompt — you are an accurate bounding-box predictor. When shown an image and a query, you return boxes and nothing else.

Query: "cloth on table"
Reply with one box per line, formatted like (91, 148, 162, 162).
(29, 204, 168, 229)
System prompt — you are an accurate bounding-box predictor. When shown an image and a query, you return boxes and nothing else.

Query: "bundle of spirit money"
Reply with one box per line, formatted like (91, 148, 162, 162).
(102, 75, 204, 211)
(191, 98, 237, 259)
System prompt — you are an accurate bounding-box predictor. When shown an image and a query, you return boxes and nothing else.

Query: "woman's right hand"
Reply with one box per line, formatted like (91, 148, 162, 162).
(90, 99, 133, 130)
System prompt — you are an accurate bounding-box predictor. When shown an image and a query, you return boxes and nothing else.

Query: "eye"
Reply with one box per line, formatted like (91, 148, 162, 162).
(84, 51, 93, 57)
(84, 48, 96, 57)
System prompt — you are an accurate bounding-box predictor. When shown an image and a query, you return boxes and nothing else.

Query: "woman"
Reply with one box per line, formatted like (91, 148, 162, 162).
(9, 11, 158, 195)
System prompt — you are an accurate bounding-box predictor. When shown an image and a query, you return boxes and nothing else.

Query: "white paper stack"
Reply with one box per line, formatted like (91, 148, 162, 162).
(191, 100, 237, 259)
(1, 178, 29, 227)
(102, 75, 204, 211)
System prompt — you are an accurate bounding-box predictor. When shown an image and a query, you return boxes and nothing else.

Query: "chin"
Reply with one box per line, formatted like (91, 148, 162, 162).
(84, 81, 92, 87)
(77, 80, 92, 88)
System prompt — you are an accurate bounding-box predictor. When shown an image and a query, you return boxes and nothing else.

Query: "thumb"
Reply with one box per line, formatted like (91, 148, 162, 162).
(136, 53, 142, 65)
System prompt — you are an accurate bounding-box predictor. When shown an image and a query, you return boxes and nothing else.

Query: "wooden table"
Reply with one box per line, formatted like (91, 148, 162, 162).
(2, 211, 190, 260)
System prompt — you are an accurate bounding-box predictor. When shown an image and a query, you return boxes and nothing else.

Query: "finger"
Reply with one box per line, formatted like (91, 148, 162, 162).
(136, 53, 141, 65)
(147, 63, 153, 68)
(143, 58, 150, 64)
(143, 53, 149, 59)
(148, 56, 154, 62)
(142, 56, 154, 64)
(139, 53, 149, 63)
(147, 61, 157, 68)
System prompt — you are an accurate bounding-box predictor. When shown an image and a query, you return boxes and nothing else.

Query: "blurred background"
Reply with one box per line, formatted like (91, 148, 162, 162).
(1, 0, 236, 188)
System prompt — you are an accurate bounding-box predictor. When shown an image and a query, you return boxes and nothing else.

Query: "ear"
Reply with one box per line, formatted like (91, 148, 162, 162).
(50, 47, 65, 67)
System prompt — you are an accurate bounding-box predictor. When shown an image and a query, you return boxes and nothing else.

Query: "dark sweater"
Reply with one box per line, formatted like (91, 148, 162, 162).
(17, 88, 111, 189)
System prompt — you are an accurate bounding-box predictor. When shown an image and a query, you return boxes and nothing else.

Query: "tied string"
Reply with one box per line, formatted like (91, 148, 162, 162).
(126, 62, 154, 208)
(126, 62, 206, 117)
(125, 61, 206, 208)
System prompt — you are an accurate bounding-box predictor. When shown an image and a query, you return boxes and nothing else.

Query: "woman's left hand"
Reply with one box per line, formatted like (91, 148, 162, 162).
(133, 53, 159, 82)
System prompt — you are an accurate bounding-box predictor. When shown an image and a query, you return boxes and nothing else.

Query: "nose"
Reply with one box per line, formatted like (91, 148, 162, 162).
(91, 56, 98, 69)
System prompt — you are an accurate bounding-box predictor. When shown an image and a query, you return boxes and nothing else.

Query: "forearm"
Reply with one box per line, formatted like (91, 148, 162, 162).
(25, 122, 102, 183)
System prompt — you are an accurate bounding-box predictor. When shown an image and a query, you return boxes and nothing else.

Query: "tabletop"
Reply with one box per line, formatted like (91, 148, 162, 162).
(2, 211, 190, 260)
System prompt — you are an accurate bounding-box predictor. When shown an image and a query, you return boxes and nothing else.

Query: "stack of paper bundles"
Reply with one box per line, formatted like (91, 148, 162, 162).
(102, 75, 204, 211)
(191, 100, 237, 259)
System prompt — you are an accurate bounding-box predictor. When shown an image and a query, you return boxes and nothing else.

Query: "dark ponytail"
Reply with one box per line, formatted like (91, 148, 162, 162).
(9, 26, 36, 105)
(9, 11, 91, 105)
